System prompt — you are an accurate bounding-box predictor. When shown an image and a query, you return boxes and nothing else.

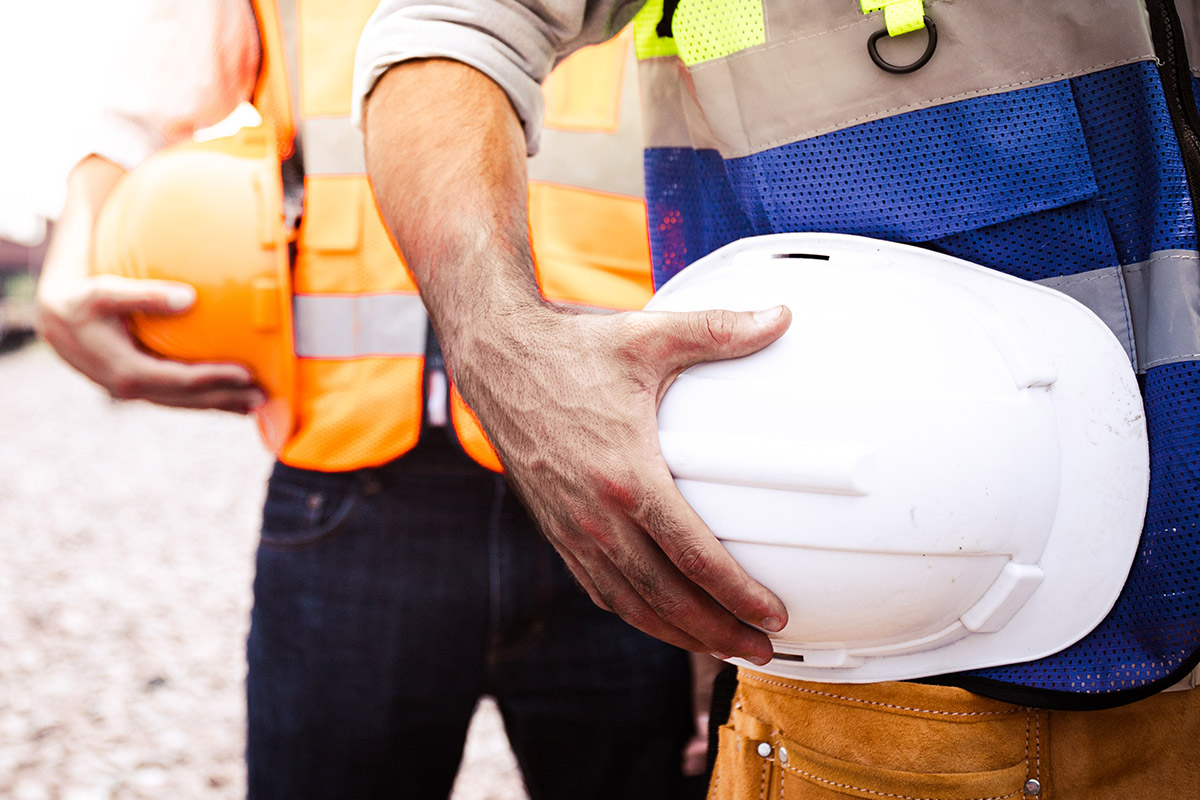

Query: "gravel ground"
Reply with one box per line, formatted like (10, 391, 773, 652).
(0, 342, 529, 799)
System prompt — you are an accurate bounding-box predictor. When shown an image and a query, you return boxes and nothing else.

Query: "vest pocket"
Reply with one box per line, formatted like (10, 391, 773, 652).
(747, 79, 1101, 244)
(298, 177, 362, 256)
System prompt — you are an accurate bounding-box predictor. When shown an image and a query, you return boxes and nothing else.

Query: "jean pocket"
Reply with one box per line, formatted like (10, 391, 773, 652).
(259, 471, 362, 552)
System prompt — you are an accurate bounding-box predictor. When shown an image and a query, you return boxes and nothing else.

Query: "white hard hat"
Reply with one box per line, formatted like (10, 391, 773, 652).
(648, 233, 1149, 683)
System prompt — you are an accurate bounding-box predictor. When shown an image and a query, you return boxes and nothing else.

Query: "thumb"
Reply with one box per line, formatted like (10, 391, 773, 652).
(87, 275, 198, 316)
(652, 305, 791, 374)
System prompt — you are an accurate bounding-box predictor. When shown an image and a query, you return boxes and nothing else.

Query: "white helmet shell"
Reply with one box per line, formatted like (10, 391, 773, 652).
(648, 233, 1149, 682)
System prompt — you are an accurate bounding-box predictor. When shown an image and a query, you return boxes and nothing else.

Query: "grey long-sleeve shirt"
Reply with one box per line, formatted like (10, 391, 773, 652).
(352, 0, 645, 155)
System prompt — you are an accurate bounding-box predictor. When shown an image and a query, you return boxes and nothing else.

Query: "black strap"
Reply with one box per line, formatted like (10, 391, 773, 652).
(280, 134, 305, 233)
(656, 0, 681, 38)
(706, 664, 739, 778)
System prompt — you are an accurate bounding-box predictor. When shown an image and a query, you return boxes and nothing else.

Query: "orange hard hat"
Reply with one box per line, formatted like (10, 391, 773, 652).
(92, 124, 296, 451)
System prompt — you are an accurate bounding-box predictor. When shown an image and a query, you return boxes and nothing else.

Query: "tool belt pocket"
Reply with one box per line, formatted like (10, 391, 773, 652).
(709, 710, 774, 800)
(712, 705, 1032, 800)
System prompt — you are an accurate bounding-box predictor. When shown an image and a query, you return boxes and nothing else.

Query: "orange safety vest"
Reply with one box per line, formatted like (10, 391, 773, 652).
(249, 0, 653, 473)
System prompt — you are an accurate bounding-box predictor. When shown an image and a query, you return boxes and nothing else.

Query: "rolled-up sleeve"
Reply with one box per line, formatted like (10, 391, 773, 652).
(352, 0, 643, 155)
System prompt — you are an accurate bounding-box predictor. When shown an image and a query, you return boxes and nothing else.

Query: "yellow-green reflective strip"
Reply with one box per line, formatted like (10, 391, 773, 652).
(674, 0, 765, 66)
(633, 0, 679, 60)
(861, 0, 925, 37)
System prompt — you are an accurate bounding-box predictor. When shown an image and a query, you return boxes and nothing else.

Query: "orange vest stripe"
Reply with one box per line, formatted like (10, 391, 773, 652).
(248, 0, 295, 160)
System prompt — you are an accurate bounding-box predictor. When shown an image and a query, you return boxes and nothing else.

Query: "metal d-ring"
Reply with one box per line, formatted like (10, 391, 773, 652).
(868, 15, 938, 74)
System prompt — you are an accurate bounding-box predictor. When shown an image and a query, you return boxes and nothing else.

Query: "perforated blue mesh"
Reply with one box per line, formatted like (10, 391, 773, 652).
(932, 201, 1117, 281)
(643, 60, 1200, 697)
(1068, 64, 1196, 263)
(645, 148, 756, 287)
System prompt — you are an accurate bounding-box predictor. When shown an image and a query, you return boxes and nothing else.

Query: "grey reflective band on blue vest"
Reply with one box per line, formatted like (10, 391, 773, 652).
(1122, 250, 1200, 369)
(1039, 249, 1200, 372)
(292, 293, 428, 358)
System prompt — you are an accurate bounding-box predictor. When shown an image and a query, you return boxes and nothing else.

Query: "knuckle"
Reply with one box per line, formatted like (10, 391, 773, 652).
(612, 316, 658, 366)
(611, 597, 662, 632)
(107, 371, 144, 401)
(81, 279, 111, 309)
(615, 310, 656, 341)
(698, 309, 736, 347)
(673, 541, 717, 584)
(628, 489, 668, 533)
(644, 588, 693, 623)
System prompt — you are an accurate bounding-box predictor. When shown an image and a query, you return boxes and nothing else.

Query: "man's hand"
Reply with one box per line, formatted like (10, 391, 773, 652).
(449, 299, 791, 664)
(365, 59, 788, 663)
(37, 274, 262, 412)
(36, 155, 262, 413)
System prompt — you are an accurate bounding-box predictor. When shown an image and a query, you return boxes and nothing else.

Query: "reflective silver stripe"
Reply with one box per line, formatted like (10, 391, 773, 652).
(1121, 250, 1200, 370)
(641, 0, 1154, 157)
(301, 45, 644, 193)
(1038, 250, 1200, 373)
(528, 42, 645, 197)
(292, 293, 427, 358)
(1037, 267, 1138, 367)
(638, 57, 723, 153)
(300, 117, 365, 176)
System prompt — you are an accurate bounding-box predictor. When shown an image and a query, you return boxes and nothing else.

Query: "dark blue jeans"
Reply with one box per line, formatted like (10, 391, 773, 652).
(246, 433, 692, 799)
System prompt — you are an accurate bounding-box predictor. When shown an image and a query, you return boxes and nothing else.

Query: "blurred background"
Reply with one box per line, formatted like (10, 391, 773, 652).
(0, 4, 528, 798)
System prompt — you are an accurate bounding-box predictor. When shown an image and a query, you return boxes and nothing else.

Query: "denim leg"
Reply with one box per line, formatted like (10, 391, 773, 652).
(485, 480, 694, 800)
(246, 453, 496, 800)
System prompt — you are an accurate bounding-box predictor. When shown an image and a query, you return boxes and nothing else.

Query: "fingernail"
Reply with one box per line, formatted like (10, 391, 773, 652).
(711, 652, 729, 661)
(247, 391, 267, 410)
(164, 286, 196, 311)
(752, 306, 784, 325)
(746, 655, 772, 667)
(761, 616, 784, 633)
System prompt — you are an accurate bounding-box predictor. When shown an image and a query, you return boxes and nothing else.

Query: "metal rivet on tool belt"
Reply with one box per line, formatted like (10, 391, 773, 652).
(757, 742, 772, 758)
(1024, 778, 1042, 796)
(778, 747, 789, 764)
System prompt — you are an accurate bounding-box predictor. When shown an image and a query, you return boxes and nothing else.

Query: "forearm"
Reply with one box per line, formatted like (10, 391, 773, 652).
(364, 59, 551, 366)
(362, 51, 790, 664)
(40, 156, 127, 296)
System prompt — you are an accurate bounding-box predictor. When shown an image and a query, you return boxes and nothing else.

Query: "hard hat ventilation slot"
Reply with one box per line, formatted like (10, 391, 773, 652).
(772, 253, 830, 260)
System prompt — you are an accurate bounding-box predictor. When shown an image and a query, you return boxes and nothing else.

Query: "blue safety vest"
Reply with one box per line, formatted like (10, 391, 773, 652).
(635, 0, 1200, 708)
